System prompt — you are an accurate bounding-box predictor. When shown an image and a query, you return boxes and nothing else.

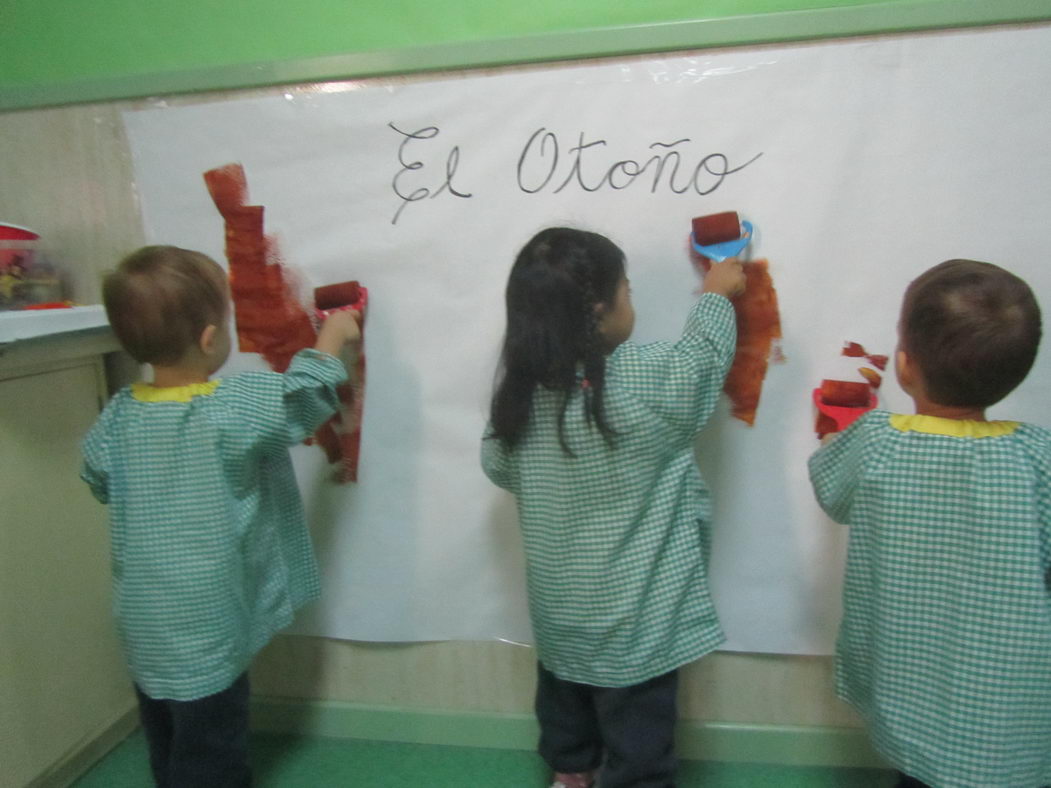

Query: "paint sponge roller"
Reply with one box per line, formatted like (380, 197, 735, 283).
(812, 341, 887, 437)
(812, 381, 878, 437)
(314, 281, 368, 323)
(692, 212, 741, 246)
(691, 211, 754, 262)
(817, 379, 871, 407)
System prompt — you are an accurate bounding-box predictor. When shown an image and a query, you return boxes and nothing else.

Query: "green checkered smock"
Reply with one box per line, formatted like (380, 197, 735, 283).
(81, 348, 346, 701)
(482, 293, 736, 687)
(809, 410, 1051, 787)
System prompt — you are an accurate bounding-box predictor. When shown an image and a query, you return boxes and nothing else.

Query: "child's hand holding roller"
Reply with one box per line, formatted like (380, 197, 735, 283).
(315, 309, 361, 357)
(702, 256, 747, 299)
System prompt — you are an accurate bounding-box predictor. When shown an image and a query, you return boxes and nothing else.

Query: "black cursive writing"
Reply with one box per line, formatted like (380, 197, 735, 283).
(517, 129, 762, 196)
(389, 123, 472, 224)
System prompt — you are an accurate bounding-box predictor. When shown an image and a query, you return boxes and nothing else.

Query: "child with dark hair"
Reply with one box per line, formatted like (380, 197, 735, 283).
(482, 227, 745, 788)
(82, 245, 360, 786)
(809, 259, 1051, 788)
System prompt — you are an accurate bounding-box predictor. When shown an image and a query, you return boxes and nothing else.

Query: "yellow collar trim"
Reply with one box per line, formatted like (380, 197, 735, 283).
(889, 413, 1018, 438)
(131, 380, 221, 403)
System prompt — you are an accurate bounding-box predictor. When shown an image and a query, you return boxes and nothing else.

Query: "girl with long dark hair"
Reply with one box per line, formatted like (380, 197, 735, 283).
(482, 227, 744, 788)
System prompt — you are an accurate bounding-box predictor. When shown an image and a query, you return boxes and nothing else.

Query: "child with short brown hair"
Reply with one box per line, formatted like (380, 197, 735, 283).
(83, 245, 359, 786)
(810, 259, 1050, 788)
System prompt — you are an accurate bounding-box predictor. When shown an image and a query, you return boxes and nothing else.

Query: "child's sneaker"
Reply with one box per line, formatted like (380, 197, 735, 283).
(549, 772, 595, 788)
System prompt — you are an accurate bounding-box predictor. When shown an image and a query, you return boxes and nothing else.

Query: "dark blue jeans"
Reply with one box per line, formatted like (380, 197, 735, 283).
(535, 662, 679, 788)
(135, 672, 252, 788)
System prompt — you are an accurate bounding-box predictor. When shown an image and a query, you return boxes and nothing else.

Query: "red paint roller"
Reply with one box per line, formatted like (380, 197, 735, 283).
(813, 385, 878, 438)
(314, 281, 367, 320)
(690, 211, 754, 262)
(812, 342, 884, 438)
(818, 379, 872, 407)
(692, 211, 742, 246)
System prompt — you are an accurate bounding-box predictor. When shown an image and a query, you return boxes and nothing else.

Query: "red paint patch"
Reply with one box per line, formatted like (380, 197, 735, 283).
(203, 163, 364, 482)
(841, 341, 888, 371)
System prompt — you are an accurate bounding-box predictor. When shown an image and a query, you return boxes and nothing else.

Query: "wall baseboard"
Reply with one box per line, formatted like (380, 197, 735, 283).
(32, 696, 888, 785)
(251, 696, 888, 770)
(27, 704, 139, 788)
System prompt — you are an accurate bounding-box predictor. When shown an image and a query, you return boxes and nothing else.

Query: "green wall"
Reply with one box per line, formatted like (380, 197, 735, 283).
(1, 0, 1049, 108)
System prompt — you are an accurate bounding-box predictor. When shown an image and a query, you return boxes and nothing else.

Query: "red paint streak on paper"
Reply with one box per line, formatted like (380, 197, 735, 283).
(307, 378, 362, 483)
(842, 341, 887, 371)
(311, 285, 368, 484)
(721, 259, 783, 425)
(203, 164, 316, 369)
(203, 163, 363, 482)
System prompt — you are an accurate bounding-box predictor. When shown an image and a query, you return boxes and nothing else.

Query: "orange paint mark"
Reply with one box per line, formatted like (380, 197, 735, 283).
(859, 367, 882, 388)
(722, 259, 783, 425)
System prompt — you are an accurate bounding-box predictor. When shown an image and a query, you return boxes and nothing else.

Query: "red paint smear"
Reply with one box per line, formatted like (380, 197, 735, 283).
(841, 341, 888, 371)
(721, 259, 783, 425)
(313, 285, 367, 484)
(202, 167, 315, 370)
(203, 163, 363, 482)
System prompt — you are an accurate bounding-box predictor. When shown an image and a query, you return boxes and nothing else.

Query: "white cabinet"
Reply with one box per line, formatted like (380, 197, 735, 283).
(0, 332, 136, 788)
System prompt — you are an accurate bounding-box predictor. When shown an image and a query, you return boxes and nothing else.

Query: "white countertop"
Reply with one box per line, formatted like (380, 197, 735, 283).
(0, 305, 120, 375)
(0, 305, 109, 344)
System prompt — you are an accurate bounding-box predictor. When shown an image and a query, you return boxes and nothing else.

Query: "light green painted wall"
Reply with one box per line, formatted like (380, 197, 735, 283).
(2, 0, 906, 80)
(1, 0, 1049, 108)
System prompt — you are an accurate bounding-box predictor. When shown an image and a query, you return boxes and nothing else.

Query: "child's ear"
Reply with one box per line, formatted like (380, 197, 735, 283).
(593, 301, 612, 336)
(199, 324, 218, 355)
(896, 348, 915, 390)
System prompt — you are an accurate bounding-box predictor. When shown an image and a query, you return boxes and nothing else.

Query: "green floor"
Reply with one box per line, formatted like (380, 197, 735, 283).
(73, 730, 897, 787)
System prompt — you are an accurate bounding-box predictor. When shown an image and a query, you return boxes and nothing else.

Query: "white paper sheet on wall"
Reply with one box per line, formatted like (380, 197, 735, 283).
(123, 23, 1051, 654)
